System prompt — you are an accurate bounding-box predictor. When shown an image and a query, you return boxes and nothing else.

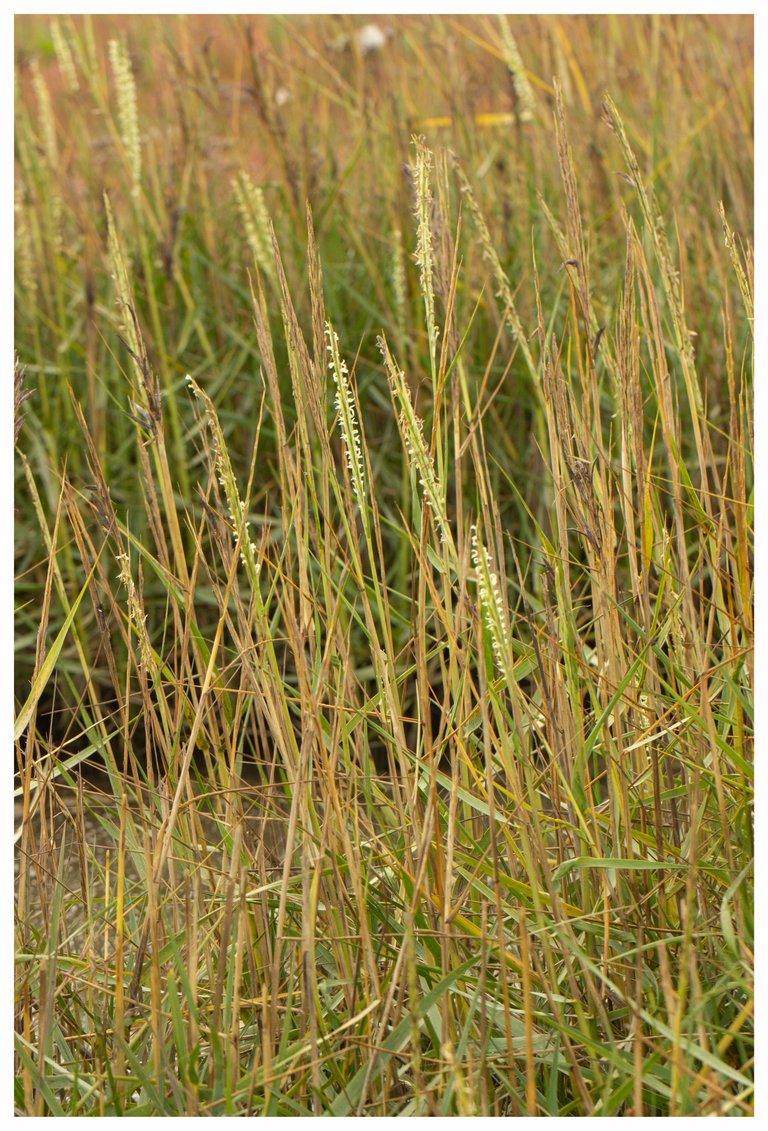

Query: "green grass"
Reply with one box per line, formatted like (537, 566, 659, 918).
(14, 13, 753, 1116)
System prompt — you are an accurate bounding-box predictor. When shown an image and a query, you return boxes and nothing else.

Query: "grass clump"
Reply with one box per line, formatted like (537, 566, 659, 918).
(14, 14, 753, 1116)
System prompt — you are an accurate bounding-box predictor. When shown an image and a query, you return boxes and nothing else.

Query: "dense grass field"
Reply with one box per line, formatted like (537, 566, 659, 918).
(14, 13, 753, 1116)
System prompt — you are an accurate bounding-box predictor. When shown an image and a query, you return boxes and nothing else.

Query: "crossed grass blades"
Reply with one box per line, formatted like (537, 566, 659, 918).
(14, 14, 752, 1116)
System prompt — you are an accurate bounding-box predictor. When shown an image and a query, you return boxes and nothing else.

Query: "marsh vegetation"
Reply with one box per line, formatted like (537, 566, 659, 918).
(14, 14, 753, 1115)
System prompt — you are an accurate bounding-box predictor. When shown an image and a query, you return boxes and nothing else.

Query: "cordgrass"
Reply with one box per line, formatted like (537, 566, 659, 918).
(14, 14, 753, 1116)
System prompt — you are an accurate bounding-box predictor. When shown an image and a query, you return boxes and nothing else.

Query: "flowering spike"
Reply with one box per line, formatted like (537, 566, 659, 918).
(471, 525, 510, 678)
(325, 322, 367, 513)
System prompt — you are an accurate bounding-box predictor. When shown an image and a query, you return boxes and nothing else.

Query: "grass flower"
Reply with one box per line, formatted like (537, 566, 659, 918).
(29, 59, 58, 169)
(185, 376, 259, 575)
(412, 136, 439, 380)
(498, 17, 535, 122)
(380, 334, 455, 558)
(471, 524, 510, 678)
(232, 170, 276, 286)
(109, 37, 141, 198)
(326, 321, 367, 512)
(51, 19, 80, 93)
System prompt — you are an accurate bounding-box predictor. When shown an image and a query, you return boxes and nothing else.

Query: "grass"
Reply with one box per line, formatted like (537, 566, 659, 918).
(14, 13, 753, 1116)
